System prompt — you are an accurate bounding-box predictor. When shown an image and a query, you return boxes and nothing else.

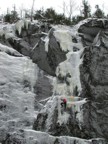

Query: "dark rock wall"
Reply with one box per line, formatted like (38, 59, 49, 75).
(78, 19, 108, 46)
(80, 29, 108, 140)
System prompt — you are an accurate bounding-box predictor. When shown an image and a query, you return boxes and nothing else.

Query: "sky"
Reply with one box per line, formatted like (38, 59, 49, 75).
(0, 0, 108, 16)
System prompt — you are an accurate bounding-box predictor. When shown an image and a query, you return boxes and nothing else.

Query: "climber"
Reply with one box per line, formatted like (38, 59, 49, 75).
(61, 97, 67, 111)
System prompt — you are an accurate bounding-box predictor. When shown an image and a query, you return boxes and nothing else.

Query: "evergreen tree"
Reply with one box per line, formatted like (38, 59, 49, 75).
(44, 8, 56, 20)
(34, 9, 45, 20)
(31, 0, 35, 22)
(82, 0, 91, 18)
(4, 14, 11, 23)
(11, 5, 19, 22)
(94, 5, 104, 18)
(4, 5, 19, 23)
(72, 16, 84, 25)
(44, 8, 72, 25)
(11, 10, 19, 22)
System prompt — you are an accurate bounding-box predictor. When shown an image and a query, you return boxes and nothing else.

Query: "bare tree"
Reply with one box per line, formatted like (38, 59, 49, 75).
(31, 0, 35, 22)
(7, 8, 10, 14)
(61, 0, 78, 20)
(23, 9, 31, 18)
(63, 1, 66, 16)
(19, 4, 24, 19)
(68, 0, 79, 20)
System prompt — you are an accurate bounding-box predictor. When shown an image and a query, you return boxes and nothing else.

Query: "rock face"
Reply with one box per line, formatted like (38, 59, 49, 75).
(0, 20, 67, 76)
(34, 70, 53, 102)
(33, 96, 89, 138)
(0, 18, 108, 144)
(31, 28, 67, 76)
(2, 129, 107, 144)
(0, 20, 51, 57)
(78, 18, 108, 46)
(77, 19, 108, 140)
(80, 29, 108, 140)
(33, 18, 108, 143)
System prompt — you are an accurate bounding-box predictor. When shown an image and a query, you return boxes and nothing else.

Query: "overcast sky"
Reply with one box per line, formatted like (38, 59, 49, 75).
(0, 0, 108, 15)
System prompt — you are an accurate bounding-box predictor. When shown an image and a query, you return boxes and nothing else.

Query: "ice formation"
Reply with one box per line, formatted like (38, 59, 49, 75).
(0, 23, 15, 39)
(54, 49, 83, 96)
(15, 20, 30, 35)
(0, 19, 106, 144)
(44, 35, 49, 52)
(0, 44, 38, 131)
(0, 19, 37, 40)
(53, 25, 83, 52)
(52, 24, 86, 126)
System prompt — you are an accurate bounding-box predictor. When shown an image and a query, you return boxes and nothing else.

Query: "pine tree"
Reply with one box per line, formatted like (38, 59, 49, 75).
(11, 5, 19, 22)
(82, 0, 91, 18)
(94, 5, 104, 18)
(4, 14, 11, 23)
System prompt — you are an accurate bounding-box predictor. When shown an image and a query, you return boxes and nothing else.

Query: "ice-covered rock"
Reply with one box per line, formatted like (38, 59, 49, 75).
(1, 129, 106, 144)
(33, 18, 108, 143)
(31, 28, 67, 75)
(34, 70, 53, 102)
(33, 96, 90, 138)
(0, 44, 39, 142)
(0, 20, 51, 57)
(31, 24, 83, 76)
(54, 49, 83, 96)
(53, 25, 83, 52)
(0, 18, 108, 144)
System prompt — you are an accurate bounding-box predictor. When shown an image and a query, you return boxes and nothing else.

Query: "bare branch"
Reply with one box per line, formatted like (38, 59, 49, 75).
(31, 0, 35, 22)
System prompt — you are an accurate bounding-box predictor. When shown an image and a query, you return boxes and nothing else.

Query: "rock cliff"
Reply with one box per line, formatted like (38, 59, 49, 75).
(0, 18, 108, 144)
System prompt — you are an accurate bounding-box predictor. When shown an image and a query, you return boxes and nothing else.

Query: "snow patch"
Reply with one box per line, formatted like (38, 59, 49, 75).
(24, 129, 105, 144)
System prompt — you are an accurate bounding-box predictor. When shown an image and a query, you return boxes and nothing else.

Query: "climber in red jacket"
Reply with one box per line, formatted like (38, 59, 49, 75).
(61, 97, 67, 111)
